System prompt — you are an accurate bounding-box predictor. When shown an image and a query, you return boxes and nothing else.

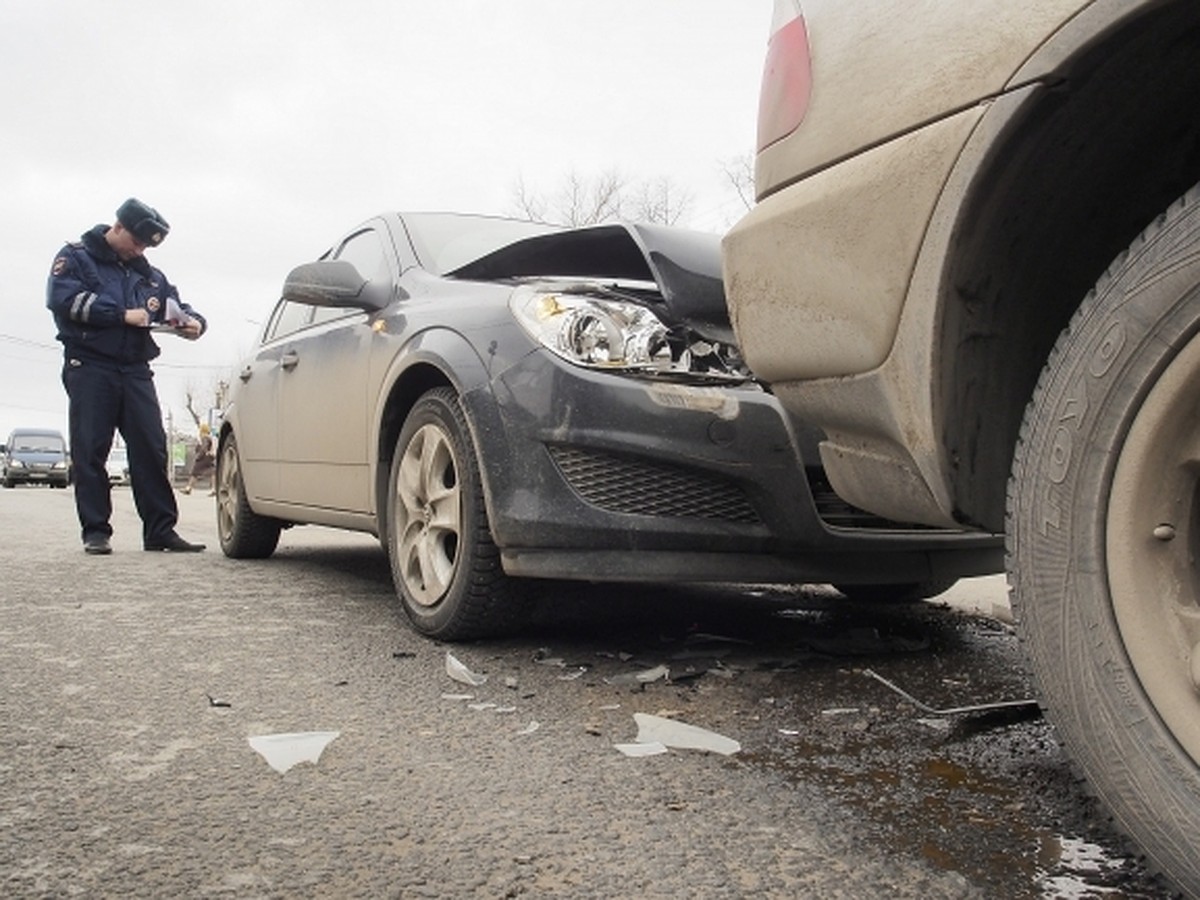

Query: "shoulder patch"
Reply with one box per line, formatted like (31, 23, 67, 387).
(52, 257, 68, 276)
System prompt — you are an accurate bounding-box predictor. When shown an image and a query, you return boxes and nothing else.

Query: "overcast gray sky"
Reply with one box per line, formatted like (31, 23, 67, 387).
(0, 1, 768, 441)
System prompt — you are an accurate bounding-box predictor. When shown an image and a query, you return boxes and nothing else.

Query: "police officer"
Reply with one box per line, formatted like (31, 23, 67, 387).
(46, 198, 208, 555)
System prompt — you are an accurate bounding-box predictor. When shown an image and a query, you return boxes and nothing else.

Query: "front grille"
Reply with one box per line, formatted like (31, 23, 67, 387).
(809, 477, 946, 532)
(548, 446, 761, 524)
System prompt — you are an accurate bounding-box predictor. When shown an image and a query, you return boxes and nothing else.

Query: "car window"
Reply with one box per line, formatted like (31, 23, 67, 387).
(336, 228, 391, 285)
(12, 435, 64, 452)
(303, 228, 393, 328)
(265, 300, 314, 342)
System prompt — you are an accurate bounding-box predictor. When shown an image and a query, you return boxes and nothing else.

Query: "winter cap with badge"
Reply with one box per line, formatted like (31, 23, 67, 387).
(116, 198, 169, 246)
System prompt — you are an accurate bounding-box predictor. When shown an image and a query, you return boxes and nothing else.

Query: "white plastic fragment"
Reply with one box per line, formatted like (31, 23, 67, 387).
(441, 693, 475, 701)
(615, 741, 669, 757)
(517, 721, 540, 735)
(605, 664, 669, 686)
(247, 731, 340, 774)
(632, 713, 741, 755)
(446, 652, 488, 686)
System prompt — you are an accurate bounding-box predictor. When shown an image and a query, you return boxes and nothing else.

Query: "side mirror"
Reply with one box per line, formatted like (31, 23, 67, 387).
(281, 260, 390, 311)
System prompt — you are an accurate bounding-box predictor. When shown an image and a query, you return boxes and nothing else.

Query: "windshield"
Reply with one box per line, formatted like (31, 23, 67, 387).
(13, 435, 64, 453)
(400, 213, 560, 276)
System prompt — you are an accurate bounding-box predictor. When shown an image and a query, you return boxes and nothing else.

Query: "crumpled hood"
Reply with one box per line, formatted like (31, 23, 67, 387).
(447, 222, 734, 344)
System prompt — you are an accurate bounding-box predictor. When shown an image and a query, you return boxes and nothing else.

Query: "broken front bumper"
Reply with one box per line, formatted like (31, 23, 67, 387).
(464, 350, 1001, 585)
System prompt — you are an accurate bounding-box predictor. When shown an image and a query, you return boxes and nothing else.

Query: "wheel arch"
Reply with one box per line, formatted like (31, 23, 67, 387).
(933, 0, 1200, 531)
(371, 330, 503, 544)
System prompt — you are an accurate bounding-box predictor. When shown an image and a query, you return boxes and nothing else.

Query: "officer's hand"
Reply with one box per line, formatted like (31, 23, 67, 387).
(178, 317, 204, 340)
(124, 308, 151, 327)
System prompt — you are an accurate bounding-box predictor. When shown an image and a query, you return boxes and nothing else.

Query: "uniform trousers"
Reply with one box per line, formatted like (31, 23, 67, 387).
(62, 357, 179, 545)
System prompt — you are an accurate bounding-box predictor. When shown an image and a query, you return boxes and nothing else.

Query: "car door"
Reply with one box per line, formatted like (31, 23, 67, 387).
(232, 301, 312, 501)
(275, 226, 395, 512)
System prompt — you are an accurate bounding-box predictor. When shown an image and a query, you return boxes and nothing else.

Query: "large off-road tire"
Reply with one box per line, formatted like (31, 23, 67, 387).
(386, 387, 526, 640)
(1009, 184, 1200, 893)
(216, 431, 282, 559)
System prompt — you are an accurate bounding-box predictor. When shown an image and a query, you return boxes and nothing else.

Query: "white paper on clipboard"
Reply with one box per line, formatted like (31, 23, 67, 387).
(149, 296, 188, 332)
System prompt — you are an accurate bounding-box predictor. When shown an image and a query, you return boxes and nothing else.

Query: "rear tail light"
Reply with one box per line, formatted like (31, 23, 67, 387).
(757, 0, 812, 151)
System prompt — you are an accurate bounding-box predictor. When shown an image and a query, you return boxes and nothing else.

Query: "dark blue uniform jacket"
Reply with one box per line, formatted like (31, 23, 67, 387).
(46, 224, 206, 367)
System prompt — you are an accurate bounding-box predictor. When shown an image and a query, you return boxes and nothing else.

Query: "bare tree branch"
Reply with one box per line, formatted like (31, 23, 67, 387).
(633, 177, 694, 225)
(720, 153, 756, 212)
(510, 174, 550, 224)
(509, 167, 699, 227)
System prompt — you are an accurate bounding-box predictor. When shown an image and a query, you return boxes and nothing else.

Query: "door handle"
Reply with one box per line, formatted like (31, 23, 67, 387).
(280, 351, 299, 370)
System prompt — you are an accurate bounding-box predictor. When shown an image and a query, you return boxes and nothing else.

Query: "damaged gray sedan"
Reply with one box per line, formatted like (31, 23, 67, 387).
(216, 212, 1001, 639)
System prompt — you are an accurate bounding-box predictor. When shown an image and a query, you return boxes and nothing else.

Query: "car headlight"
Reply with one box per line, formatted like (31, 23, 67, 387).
(8, 460, 24, 469)
(510, 286, 684, 373)
(52, 461, 67, 470)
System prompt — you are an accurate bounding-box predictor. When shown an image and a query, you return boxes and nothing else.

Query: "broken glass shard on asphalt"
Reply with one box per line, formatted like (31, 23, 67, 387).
(615, 741, 669, 757)
(247, 731, 340, 774)
(445, 652, 488, 686)
(604, 664, 669, 687)
(631, 713, 741, 755)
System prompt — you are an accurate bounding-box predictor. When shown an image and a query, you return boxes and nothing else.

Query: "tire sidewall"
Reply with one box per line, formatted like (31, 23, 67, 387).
(1011, 194, 1200, 885)
(216, 430, 281, 558)
(386, 388, 486, 636)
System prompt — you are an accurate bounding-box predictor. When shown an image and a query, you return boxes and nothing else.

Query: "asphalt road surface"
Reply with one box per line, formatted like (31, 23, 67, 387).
(0, 486, 1172, 897)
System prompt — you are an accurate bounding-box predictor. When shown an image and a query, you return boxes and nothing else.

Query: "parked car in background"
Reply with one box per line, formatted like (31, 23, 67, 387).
(105, 446, 129, 485)
(216, 211, 1001, 641)
(2, 428, 70, 488)
(721, 0, 1200, 891)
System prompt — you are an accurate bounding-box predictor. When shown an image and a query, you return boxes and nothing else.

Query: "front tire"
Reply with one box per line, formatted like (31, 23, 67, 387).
(216, 431, 282, 559)
(386, 387, 525, 640)
(1009, 185, 1200, 893)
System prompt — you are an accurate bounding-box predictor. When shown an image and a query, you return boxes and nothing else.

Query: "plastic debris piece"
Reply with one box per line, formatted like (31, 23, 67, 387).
(598, 703, 621, 711)
(517, 721, 540, 735)
(441, 692, 475, 701)
(632, 713, 740, 755)
(605, 664, 669, 687)
(668, 661, 719, 682)
(468, 702, 498, 711)
(205, 693, 231, 708)
(779, 729, 801, 736)
(504, 676, 520, 690)
(494, 706, 517, 714)
(863, 668, 1039, 716)
(615, 741, 669, 757)
(821, 707, 860, 716)
(558, 667, 587, 681)
(247, 731, 340, 774)
(446, 652, 488, 686)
